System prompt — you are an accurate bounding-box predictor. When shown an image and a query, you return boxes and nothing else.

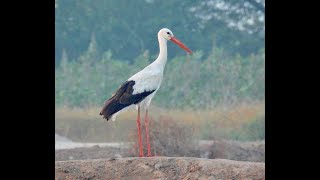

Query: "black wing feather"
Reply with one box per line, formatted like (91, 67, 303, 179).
(99, 80, 155, 120)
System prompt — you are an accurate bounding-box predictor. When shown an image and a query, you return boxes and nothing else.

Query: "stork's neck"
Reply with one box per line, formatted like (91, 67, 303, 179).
(154, 36, 168, 70)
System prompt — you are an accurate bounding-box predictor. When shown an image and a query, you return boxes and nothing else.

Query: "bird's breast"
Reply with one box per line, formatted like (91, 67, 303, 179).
(130, 74, 162, 95)
(127, 68, 161, 94)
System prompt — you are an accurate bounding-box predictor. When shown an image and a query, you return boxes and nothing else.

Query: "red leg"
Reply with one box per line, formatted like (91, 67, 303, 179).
(144, 110, 152, 157)
(136, 106, 144, 157)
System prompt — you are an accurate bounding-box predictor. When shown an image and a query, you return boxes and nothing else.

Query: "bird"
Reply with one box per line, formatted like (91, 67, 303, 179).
(99, 28, 192, 157)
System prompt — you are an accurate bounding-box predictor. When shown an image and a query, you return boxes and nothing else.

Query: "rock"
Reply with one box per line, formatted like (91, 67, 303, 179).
(155, 163, 162, 169)
(55, 157, 265, 180)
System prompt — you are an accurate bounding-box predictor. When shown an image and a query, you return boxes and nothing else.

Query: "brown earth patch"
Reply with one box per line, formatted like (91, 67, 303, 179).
(55, 157, 265, 180)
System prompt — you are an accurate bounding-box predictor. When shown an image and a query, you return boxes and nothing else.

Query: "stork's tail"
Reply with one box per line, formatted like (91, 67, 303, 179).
(99, 99, 114, 121)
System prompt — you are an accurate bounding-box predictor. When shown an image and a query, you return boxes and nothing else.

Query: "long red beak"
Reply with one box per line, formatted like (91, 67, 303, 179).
(170, 37, 192, 54)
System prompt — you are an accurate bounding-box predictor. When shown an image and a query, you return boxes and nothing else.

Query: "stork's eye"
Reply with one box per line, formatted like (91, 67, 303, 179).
(167, 32, 171, 35)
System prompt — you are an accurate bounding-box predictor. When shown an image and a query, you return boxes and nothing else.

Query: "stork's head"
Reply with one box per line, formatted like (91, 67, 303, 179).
(158, 28, 192, 54)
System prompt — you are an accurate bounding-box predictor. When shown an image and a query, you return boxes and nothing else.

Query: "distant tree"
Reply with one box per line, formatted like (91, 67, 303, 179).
(60, 48, 69, 71)
(78, 33, 100, 64)
(55, 0, 264, 63)
(192, 0, 265, 34)
(190, 0, 265, 56)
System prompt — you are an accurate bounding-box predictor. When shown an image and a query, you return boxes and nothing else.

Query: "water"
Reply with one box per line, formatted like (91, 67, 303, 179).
(55, 133, 130, 150)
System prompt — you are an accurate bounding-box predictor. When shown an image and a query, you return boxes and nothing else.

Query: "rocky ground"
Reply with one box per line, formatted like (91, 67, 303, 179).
(55, 157, 265, 180)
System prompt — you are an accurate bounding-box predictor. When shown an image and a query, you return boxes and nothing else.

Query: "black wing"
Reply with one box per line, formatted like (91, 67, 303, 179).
(99, 80, 155, 120)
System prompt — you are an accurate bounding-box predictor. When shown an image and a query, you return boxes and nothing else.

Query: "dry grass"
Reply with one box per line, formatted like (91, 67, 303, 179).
(55, 101, 265, 142)
(161, 101, 264, 129)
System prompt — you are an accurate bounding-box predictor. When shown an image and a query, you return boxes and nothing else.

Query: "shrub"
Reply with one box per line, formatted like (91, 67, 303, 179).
(128, 115, 200, 157)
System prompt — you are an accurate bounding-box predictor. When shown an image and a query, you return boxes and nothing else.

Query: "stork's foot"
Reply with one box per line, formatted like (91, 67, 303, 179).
(146, 145, 152, 157)
(137, 145, 144, 157)
(137, 148, 144, 157)
(146, 152, 153, 157)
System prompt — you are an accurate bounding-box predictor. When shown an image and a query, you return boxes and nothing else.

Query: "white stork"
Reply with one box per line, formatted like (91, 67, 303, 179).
(99, 28, 192, 157)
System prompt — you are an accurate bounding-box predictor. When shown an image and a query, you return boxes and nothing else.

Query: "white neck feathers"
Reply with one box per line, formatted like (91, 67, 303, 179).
(153, 35, 168, 71)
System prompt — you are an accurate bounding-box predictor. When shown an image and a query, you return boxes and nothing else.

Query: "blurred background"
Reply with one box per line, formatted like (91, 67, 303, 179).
(55, 0, 265, 161)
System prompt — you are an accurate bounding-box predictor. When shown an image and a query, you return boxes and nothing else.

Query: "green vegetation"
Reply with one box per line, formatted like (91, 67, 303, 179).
(55, 45, 264, 109)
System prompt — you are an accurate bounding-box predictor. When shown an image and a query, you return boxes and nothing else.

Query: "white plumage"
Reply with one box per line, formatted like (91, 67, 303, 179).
(109, 28, 172, 121)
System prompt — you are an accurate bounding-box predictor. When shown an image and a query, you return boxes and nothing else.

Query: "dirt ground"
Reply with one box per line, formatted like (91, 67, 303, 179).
(55, 140, 265, 179)
(55, 146, 125, 161)
(203, 140, 265, 162)
(55, 140, 265, 162)
(55, 157, 265, 180)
